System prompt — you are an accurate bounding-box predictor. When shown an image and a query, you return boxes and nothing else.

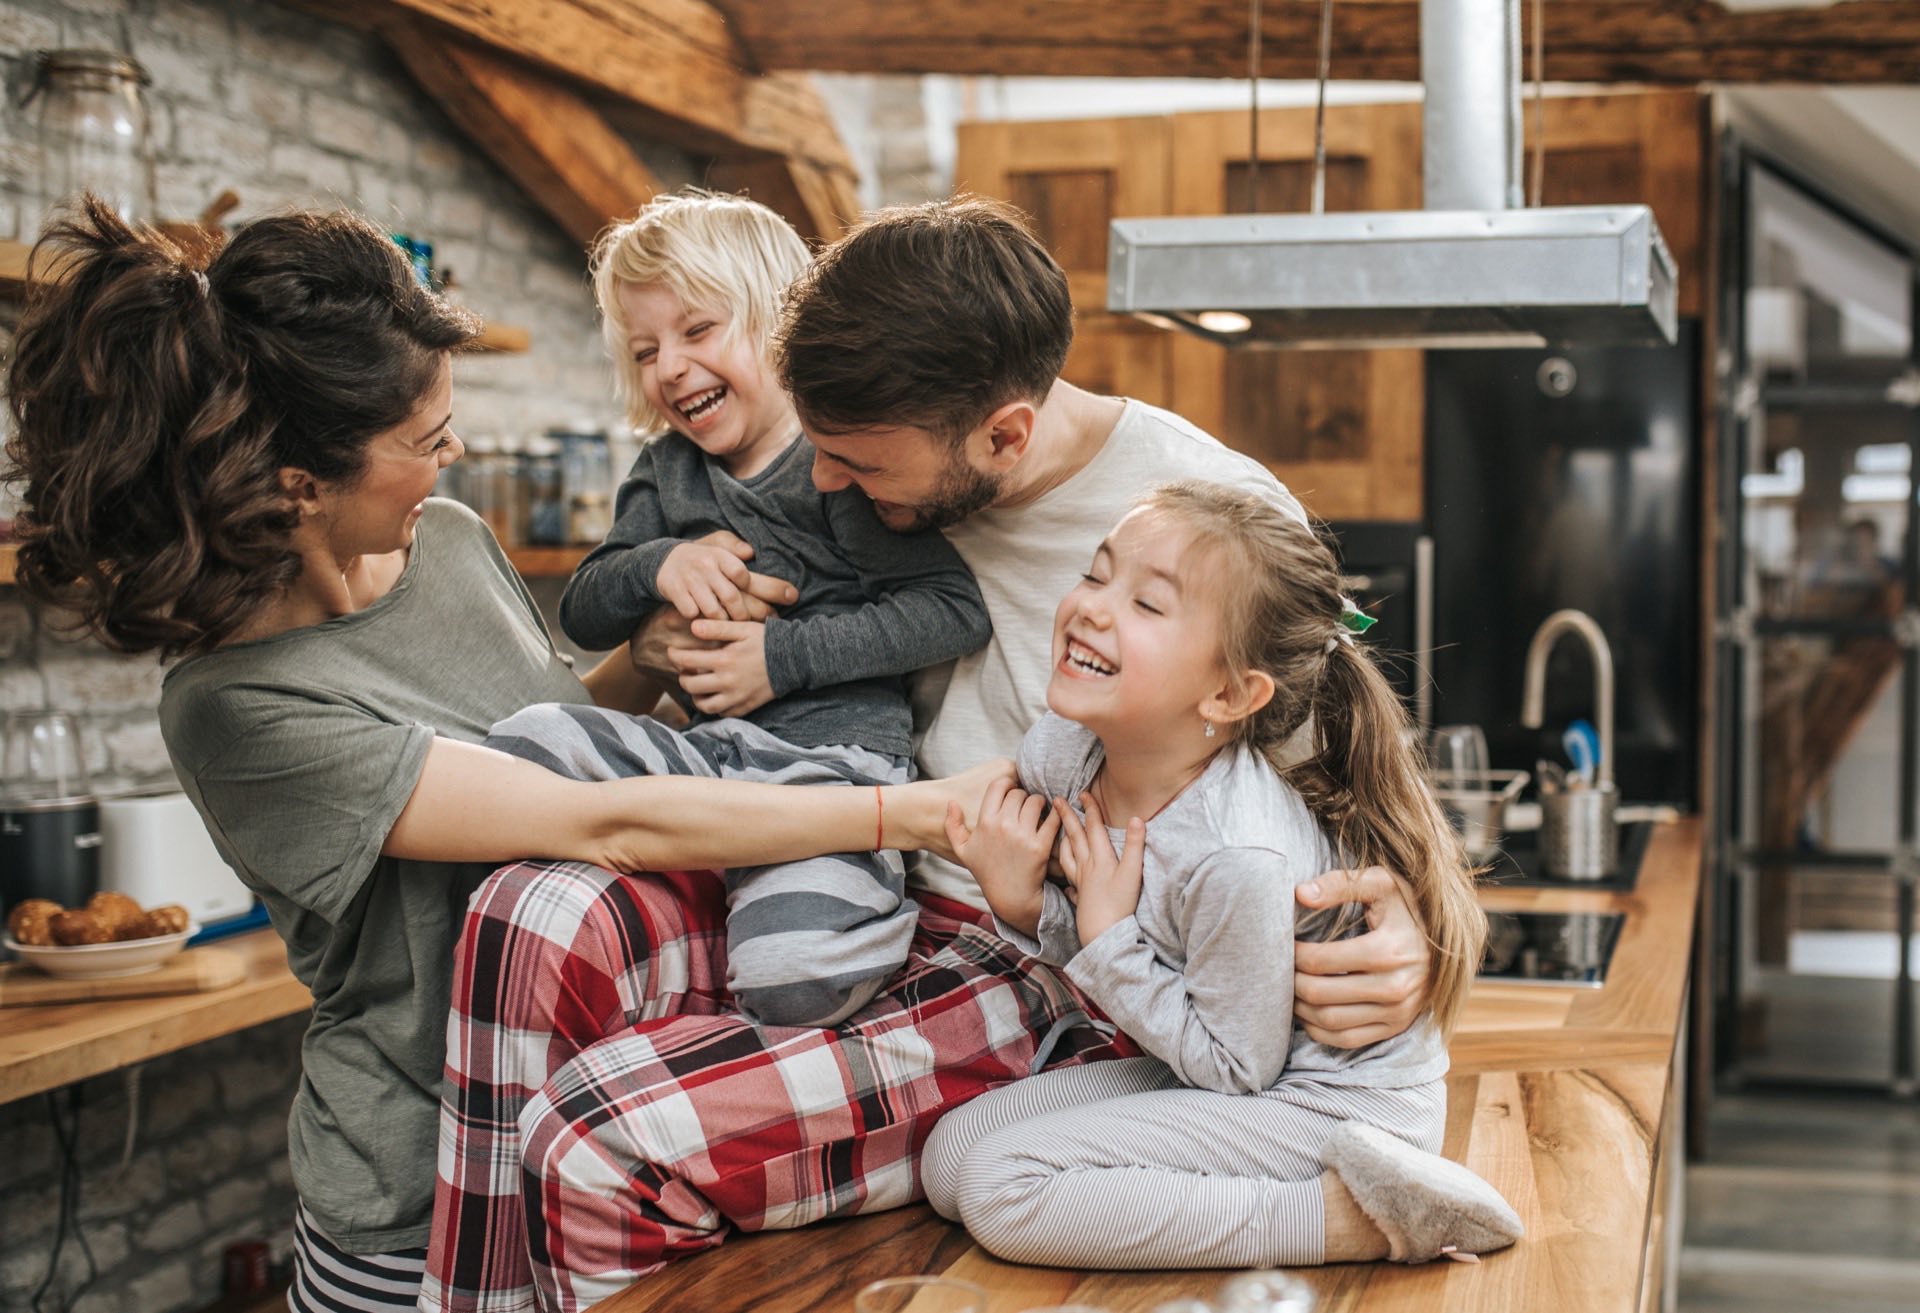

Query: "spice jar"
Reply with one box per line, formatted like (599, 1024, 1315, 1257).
(28, 50, 156, 225)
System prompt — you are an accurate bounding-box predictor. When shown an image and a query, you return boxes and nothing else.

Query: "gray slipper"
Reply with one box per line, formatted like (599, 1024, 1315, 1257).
(1322, 1121, 1525, 1263)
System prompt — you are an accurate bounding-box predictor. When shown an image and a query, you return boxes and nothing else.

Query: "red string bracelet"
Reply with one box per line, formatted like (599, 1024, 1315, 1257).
(874, 785, 884, 852)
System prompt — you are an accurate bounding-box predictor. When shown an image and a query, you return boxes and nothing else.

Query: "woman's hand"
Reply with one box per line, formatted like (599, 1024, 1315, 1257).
(899, 758, 1015, 862)
(943, 776, 1059, 934)
(1056, 792, 1144, 947)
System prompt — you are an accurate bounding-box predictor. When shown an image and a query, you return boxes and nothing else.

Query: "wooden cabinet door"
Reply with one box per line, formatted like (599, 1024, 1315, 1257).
(1531, 90, 1706, 319)
(953, 116, 1174, 407)
(1167, 102, 1427, 523)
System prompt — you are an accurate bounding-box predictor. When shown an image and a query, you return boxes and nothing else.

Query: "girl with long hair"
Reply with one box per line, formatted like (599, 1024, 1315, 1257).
(923, 480, 1523, 1269)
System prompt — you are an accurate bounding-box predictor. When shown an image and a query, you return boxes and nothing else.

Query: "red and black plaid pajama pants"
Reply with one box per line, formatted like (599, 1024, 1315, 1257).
(420, 860, 1131, 1313)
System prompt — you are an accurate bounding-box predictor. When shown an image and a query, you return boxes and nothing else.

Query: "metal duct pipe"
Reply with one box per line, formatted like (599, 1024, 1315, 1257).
(1422, 0, 1524, 211)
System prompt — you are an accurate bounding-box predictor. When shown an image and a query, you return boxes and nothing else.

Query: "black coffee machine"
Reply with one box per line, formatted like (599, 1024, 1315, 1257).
(0, 711, 101, 916)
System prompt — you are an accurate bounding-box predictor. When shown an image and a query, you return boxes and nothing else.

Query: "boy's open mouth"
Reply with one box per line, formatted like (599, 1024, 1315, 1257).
(1065, 637, 1117, 676)
(677, 385, 727, 423)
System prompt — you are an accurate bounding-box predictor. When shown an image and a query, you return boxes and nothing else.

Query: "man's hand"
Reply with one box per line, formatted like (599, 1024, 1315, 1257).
(1056, 793, 1145, 948)
(943, 776, 1058, 935)
(1293, 865, 1431, 1049)
(668, 619, 776, 719)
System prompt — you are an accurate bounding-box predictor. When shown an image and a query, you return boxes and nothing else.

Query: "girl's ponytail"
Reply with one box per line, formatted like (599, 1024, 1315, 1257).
(1141, 480, 1486, 1035)
(5, 195, 477, 657)
(1298, 639, 1485, 1035)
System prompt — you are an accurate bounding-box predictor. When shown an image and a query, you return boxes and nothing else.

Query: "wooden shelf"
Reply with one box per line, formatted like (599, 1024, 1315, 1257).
(506, 545, 589, 577)
(0, 238, 29, 291)
(0, 238, 530, 352)
(4, 542, 579, 586)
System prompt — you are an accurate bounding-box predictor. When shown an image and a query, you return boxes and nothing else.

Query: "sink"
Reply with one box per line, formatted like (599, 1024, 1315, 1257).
(1479, 910, 1625, 988)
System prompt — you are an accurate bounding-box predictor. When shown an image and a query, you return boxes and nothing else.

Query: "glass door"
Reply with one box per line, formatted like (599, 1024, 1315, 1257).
(1714, 148, 1920, 1094)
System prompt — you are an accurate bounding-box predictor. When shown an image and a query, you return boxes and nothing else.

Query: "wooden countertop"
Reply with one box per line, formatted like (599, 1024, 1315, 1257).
(591, 818, 1704, 1313)
(0, 823, 1702, 1310)
(0, 929, 310, 1104)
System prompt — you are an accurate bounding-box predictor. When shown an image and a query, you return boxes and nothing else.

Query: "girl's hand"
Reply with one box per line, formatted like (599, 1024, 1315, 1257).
(1056, 792, 1145, 947)
(943, 776, 1059, 935)
(669, 621, 775, 718)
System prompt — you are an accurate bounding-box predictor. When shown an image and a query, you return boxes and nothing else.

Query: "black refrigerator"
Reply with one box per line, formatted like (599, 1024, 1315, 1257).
(1422, 323, 1701, 807)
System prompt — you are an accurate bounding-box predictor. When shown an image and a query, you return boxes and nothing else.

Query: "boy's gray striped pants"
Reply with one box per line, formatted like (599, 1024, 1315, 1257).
(484, 703, 915, 1027)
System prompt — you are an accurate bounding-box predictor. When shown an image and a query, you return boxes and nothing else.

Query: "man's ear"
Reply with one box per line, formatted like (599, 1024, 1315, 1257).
(975, 399, 1038, 471)
(1201, 669, 1276, 729)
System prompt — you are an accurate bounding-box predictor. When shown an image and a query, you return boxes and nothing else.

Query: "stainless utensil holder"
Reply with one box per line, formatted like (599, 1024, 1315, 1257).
(1541, 781, 1618, 880)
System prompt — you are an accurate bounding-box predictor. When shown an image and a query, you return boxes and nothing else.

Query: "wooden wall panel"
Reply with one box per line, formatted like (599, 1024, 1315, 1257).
(955, 116, 1175, 409)
(1532, 91, 1707, 318)
(1169, 103, 1426, 524)
(952, 91, 1707, 526)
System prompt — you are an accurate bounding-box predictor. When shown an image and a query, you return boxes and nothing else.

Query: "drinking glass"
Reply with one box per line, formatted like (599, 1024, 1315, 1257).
(1215, 1270, 1316, 1312)
(853, 1277, 989, 1313)
(1425, 724, 1489, 789)
(2, 710, 91, 802)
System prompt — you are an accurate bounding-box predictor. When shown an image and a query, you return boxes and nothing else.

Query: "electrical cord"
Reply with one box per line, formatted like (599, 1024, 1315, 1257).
(31, 1085, 99, 1313)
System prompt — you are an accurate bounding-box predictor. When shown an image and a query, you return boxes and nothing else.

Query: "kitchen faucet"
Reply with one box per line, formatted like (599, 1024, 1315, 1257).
(1520, 609, 1615, 787)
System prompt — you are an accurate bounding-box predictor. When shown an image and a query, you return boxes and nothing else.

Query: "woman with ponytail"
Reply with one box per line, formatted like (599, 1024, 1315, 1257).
(924, 479, 1522, 1271)
(2, 197, 1002, 1312)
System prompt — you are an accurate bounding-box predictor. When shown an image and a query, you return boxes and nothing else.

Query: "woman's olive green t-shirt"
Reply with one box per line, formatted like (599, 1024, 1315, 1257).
(159, 499, 591, 1252)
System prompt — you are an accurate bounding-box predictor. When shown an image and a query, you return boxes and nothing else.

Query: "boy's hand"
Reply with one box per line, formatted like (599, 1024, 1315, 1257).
(668, 621, 775, 718)
(1056, 793, 1144, 947)
(658, 540, 770, 622)
(943, 776, 1058, 935)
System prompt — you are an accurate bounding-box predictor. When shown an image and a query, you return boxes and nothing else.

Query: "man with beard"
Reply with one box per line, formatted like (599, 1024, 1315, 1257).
(767, 200, 1432, 1004)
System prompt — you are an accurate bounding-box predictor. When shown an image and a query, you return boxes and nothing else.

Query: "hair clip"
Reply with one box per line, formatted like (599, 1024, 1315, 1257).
(1339, 598, 1378, 635)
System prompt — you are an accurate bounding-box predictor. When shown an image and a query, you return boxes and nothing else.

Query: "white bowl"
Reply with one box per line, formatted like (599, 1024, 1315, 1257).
(3, 924, 200, 979)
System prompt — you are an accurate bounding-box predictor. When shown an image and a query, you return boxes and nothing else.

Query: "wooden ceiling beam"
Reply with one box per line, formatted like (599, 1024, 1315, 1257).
(314, 0, 857, 175)
(387, 29, 666, 248)
(706, 155, 863, 244)
(708, 0, 1920, 84)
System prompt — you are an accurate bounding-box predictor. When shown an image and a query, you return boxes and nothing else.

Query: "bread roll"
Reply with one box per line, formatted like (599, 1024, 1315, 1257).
(136, 904, 191, 938)
(87, 891, 148, 940)
(50, 909, 116, 945)
(6, 899, 63, 946)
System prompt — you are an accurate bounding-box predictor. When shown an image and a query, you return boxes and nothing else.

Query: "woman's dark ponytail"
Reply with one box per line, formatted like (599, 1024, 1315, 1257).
(4, 195, 477, 657)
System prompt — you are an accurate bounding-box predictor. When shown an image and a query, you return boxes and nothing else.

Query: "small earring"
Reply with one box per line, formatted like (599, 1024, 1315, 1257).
(1203, 719, 1216, 738)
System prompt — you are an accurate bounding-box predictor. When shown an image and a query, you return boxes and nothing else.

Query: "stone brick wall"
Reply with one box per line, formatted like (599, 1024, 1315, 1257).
(0, 1017, 305, 1313)
(0, 1, 692, 1308)
(0, 0, 693, 792)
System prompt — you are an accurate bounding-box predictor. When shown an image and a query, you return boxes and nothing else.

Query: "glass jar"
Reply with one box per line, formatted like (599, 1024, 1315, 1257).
(28, 49, 156, 225)
(522, 435, 566, 547)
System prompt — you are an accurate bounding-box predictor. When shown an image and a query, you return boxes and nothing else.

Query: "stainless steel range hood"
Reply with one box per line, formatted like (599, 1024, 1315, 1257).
(1107, 0, 1679, 349)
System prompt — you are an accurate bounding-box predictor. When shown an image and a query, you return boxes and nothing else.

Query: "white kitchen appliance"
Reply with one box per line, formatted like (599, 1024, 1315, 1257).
(98, 791, 255, 925)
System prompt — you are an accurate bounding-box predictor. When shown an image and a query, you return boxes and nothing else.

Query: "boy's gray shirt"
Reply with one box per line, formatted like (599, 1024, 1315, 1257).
(560, 434, 991, 758)
(998, 713, 1449, 1096)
